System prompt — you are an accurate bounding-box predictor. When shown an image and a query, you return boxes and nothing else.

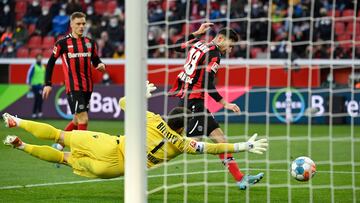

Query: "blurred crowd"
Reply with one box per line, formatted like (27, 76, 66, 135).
(0, 0, 360, 59)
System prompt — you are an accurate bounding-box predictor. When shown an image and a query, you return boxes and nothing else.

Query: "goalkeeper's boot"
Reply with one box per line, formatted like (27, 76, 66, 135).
(3, 135, 23, 148)
(237, 172, 264, 190)
(2, 113, 17, 128)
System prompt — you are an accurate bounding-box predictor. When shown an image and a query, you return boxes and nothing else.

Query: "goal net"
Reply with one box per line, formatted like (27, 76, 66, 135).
(145, 0, 359, 202)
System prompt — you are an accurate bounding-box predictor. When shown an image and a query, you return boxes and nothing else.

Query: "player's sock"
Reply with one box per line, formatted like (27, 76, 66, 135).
(219, 153, 244, 182)
(65, 121, 77, 131)
(19, 120, 61, 142)
(78, 123, 87, 130)
(24, 144, 64, 163)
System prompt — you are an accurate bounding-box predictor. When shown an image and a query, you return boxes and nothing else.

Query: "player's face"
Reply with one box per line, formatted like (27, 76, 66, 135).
(219, 38, 234, 54)
(71, 17, 86, 37)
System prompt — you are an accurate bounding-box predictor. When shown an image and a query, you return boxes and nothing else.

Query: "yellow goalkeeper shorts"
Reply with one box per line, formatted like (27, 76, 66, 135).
(66, 130, 125, 179)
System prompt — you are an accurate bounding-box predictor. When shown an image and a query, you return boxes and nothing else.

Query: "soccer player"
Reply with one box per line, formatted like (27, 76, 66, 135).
(42, 12, 105, 134)
(3, 83, 268, 189)
(169, 23, 261, 189)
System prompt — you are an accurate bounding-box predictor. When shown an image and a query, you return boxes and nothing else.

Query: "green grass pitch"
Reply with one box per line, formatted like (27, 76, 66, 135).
(0, 119, 359, 202)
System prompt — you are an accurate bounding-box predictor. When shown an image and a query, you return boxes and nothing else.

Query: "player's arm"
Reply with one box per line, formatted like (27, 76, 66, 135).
(205, 53, 241, 113)
(90, 40, 105, 73)
(43, 41, 61, 99)
(26, 64, 35, 85)
(181, 134, 268, 155)
(174, 22, 214, 52)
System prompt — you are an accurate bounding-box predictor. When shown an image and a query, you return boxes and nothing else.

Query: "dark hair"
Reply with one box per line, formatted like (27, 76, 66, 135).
(167, 107, 191, 132)
(217, 28, 239, 42)
(70, 12, 86, 21)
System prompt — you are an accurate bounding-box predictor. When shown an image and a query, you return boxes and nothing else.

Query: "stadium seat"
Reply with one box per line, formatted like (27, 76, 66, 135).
(16, 47, 29, 58)
(29, 48, 43, 58)
(42, 36, 55, 49)
(327, 9, 341, 17)
(250, 47, 262, 58)
(28, 36, 42, 49)
(15, 1, 27, 14)
(342, 9, 354, 17)
(335, 21, 345, 35)
(94, 1, 106, 14)
(42, 48, 53, 58)
(107, 0, 118, 15)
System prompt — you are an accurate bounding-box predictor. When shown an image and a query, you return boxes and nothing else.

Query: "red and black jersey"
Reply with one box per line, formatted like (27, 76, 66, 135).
(169, 34, 223, 102)
(45, 34, 103, 93)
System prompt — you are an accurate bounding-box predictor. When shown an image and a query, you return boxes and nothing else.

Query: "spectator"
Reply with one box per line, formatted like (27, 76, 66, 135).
(26, 53, 45, 118)
(51, 9, 70, 36)
(12, 21, 29, 49)
(99, 31, 115, 57)
(23, 0, 42, 25)
(35, 6, 53, 36)
(66, 0, 83, 15)
(106, 16, 123, 44)
(0, 4, 15, 33)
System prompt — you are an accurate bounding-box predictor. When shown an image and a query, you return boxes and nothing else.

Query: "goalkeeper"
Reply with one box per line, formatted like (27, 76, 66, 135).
(2, 82, 267, 188)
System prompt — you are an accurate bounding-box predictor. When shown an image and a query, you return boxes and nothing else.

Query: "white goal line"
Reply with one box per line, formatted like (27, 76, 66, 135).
(1, 168, 358, 191)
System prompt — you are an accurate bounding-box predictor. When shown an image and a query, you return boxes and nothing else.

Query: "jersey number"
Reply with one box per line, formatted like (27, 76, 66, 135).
(151, 139, 166, 154)
(184, 48, 201, 75)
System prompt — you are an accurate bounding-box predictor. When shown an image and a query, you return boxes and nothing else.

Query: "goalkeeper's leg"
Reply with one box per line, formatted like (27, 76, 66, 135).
(209, 128, 245, 183)
(2, 113, 70, 147)
(3, 135, 66, 164)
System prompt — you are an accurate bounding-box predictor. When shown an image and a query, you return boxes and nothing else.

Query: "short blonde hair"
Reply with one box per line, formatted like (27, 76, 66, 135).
(70, 12, 86, 21)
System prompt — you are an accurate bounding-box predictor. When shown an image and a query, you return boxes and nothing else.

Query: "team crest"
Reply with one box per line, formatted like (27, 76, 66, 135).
(86, 42, 92, 48)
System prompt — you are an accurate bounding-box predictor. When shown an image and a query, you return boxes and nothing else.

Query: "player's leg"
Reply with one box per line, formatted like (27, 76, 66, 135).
(75, 91, 92, 130)
(2, 113, 62, 142)
(3, 135, 66, 164)
(64, 91, 78, 131)
(209, 119, 264, 190)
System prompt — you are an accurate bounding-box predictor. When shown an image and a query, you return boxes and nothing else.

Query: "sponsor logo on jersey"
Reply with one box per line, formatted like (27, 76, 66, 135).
(67, 52, 92, 58)
(190, 140, 197, 148)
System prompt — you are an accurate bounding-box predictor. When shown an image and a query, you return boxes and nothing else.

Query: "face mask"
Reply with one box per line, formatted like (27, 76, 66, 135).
(110, 19, 118, 27)
(42, 9, 49, 15)
(32, 0, 39, 7)
(59, 10, 66, 16)
(4, 5, 10, 13)
(87, 8, 94, 15)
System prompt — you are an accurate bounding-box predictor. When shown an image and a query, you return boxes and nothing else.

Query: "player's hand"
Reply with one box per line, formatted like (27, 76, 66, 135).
(223, 102, 241, 113)
(193, 22, 214, 36)
(146, 81, 157, 98)
(246, 133, 268, 155)
(96, 63, 106, 73)
(42, 86, 52, 100)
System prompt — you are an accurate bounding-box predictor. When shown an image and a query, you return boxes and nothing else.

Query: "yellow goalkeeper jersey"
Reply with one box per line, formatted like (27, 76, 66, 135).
(119, 97, 237, 168)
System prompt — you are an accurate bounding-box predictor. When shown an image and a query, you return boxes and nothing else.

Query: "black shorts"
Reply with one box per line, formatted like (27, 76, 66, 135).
(179, 99, 220, 137)
(67, 91, 92, 114)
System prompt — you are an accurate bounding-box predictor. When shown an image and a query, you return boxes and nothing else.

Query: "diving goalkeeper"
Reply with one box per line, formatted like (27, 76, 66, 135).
(2, 82, 267, 188)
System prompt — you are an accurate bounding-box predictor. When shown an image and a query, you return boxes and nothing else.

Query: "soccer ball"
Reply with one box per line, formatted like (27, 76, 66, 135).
(290, 156, 316, 181)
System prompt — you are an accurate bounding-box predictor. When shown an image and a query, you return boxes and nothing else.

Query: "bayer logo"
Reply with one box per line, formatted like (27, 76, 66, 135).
(272, 88, 305, 123)
(55, 86, 73, 120)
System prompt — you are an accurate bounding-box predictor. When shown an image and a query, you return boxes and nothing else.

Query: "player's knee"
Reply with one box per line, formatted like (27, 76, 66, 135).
(76, 112, 88, 124)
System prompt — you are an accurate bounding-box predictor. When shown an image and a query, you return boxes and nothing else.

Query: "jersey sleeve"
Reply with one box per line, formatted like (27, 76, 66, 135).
(177, 137, 236, 154)
(204, 50, 222, 102)
(45, 40, 62, 86)
(174, 34, 200, 53)
(90, 39, 103, 67)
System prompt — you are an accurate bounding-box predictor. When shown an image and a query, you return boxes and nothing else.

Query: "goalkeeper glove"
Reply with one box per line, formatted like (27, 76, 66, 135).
(235, 133, 268, 155)
(146, 81, 157, 98)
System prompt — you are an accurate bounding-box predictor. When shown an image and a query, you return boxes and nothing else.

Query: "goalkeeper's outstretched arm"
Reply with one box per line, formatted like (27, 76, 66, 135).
(182, 133, 268, 155)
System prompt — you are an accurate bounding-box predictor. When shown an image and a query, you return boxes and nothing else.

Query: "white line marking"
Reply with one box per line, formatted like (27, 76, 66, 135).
(1, 168, 359, 190)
